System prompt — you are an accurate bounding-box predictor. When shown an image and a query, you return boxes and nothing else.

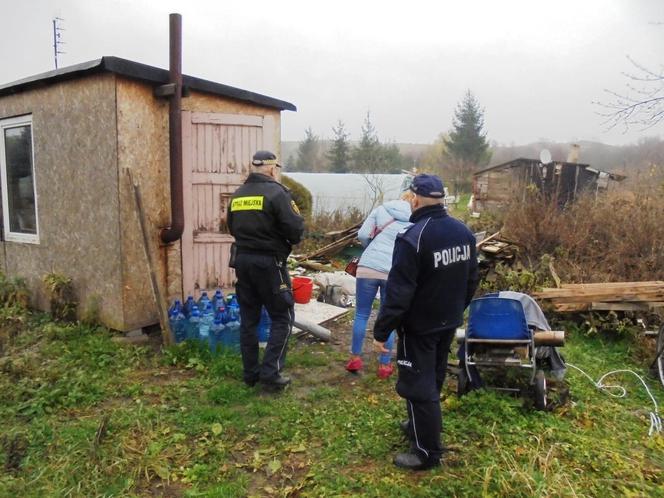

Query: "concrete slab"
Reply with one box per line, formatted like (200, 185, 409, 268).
(294, 299, 349, 331)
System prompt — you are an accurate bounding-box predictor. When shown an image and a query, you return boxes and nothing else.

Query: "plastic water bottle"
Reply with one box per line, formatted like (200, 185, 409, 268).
(258, 306, 271, 346)
(226, 293, 238, 308)
(183, 295, 196, 318)
(168, 309, 177, 340)
(227, 295, 240, 320)
(213, 289, 226, 318)
(224, 309, 241, 353)
(209, 315, 224, 353)
(169, 308, 187, 343)
(169, 299, 182, 316)
(187, 305, 201, 341)
(198, 291, 211, 312)
(199, 302, 214, 346)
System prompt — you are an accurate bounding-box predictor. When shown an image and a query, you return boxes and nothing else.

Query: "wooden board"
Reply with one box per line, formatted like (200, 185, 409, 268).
(560, 281, 664, 289)
(554, 301, 664, 312)
(534, 282, 664, 303)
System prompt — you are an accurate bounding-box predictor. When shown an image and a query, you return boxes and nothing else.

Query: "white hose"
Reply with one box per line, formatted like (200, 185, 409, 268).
(566, 363, 662, 437)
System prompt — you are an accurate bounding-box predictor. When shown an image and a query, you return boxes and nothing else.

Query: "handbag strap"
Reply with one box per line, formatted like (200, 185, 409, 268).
(373, 218, 396, 238)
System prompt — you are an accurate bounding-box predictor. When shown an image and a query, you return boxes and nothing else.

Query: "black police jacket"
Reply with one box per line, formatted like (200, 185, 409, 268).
(228, 173, 304, 259)
(373, 204, 479, 341)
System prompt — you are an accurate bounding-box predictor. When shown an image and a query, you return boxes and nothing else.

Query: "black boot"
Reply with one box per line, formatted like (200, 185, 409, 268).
(244, 375, 259, 387)
(260, 375, 291, 393)
(393, 452, 440, 471)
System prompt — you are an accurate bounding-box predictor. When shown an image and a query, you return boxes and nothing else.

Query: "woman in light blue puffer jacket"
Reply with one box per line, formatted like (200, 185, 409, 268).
(346, 198, 412, 378)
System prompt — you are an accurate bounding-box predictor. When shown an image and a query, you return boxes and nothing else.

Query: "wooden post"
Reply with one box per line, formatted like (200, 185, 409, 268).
(128, 171, 175, 346)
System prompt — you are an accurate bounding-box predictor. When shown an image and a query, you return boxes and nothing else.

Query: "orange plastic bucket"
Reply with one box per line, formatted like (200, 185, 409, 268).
(292, 276, 313, 304)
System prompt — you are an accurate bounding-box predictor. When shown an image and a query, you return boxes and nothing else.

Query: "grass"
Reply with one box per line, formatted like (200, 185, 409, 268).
(1, 309, 663, 497)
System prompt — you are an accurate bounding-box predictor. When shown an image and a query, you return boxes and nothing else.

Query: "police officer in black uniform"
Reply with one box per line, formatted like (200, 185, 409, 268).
(228, 150, 304, 392)
(373, 174, 479, 470)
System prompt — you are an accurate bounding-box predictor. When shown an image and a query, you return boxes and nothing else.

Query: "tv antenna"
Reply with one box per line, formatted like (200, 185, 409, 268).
(52, 17, 66, 69)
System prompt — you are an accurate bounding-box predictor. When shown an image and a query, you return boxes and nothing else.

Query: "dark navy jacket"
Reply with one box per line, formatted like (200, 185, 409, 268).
(373, 204, 479, 341)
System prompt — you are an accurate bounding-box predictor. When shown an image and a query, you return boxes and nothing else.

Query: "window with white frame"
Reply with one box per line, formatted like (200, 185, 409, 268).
(0, 115, 39, 243)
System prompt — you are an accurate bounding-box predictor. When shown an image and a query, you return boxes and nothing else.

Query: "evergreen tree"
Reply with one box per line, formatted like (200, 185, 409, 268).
(381, 141, 407, 173)
(326, 120, 351, 173)
(443, 91, 491, 191)
(281, 153, 296, 171)
(352, 111, 383, 173)
(295, 127, 320, 172)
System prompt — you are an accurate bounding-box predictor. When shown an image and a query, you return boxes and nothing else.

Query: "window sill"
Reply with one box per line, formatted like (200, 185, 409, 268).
(3, 234, 39, 245)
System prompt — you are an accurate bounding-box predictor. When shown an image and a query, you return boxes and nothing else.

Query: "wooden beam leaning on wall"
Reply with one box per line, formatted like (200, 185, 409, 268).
(127, 170, 176, 346)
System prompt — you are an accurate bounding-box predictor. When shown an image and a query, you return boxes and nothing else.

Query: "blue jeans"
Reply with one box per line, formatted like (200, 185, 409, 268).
(350, 277, 395, 365)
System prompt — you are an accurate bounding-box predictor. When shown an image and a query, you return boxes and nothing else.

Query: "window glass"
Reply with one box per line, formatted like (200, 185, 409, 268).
(4, 125, 36, 234)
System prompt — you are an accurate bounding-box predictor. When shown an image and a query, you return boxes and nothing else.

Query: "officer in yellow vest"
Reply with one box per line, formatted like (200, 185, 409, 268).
(227, 151, 304, 392)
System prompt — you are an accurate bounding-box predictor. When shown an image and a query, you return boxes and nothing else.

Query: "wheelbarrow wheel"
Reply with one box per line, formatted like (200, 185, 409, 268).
(534, 370, 547, 411)
(457, 365, 470, 397)
(656, 323, 664, 388)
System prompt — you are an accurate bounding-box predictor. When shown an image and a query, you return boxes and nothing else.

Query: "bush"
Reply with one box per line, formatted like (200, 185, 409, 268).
(281, 174, 312, 220)
(480, 256, 555, 295)
(42, 273, 77, 321)
(0, 273, 29, 309)
(500, 185, 664, 282)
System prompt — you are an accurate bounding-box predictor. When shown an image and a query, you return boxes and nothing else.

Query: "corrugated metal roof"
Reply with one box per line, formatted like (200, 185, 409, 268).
(473, 158, 591, 176)
(0, 56, 296, 112)
(473, 157, 625, 181)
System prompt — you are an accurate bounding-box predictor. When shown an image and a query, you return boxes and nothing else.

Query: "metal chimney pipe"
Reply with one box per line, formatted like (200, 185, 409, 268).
(161, 13, 185, 244)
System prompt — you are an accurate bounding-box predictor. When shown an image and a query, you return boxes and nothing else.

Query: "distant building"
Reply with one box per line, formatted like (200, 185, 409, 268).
(471, 158, 626, 213)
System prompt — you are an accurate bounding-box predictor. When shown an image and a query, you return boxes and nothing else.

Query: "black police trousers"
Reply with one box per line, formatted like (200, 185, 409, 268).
(395, 329, 455, 463)
(234, 253, 294, 384)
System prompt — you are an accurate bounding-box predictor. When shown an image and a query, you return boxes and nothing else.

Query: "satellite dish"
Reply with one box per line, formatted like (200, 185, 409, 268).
(539, 149, 552, 165)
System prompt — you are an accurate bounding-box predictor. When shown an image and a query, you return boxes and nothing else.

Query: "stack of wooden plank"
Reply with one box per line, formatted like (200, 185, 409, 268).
(476, 231, 518, 264)
(292, 222, 362, 272)
(533, 281, 664, 312)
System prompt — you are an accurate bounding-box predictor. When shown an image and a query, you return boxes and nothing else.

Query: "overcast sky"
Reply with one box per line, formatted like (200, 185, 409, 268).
(1, 0, 662, 146)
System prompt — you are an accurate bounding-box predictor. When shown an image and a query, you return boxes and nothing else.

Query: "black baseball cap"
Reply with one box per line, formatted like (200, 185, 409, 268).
(252, 150, 281, 168)
(409, 174, 445, 198)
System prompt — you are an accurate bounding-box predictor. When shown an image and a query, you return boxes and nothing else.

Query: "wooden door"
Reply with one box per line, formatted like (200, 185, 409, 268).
(182, 111, 274, 296)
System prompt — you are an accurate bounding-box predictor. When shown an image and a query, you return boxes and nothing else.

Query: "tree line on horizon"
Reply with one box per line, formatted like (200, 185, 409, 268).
(285, 91, 491, 192)
(285, 90, 664, 192)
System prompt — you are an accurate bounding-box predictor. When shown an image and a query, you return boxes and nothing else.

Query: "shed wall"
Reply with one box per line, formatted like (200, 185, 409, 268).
(182, 91, 282, 153)
(0, 74, 123, 326)
(116, 81, 282, 329)
(116, 78, 170, 330)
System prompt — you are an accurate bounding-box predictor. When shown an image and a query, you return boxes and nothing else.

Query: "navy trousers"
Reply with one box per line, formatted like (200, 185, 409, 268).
(234, 253, 294, 384)
(395, 329, 455, 463)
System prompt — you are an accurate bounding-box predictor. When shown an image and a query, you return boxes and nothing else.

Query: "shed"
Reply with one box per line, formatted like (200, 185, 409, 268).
(0, 56, 295, 331)
(471, 158, 626, 213)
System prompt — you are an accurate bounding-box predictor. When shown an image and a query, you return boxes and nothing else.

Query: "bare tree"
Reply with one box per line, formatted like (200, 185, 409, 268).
(361, 173, 386, 213)
(598, 55, 664, 132)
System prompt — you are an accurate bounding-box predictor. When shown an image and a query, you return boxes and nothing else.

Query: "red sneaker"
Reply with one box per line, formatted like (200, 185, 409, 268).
(377, 363, 394, 379)
(346, 356, 363, 372)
